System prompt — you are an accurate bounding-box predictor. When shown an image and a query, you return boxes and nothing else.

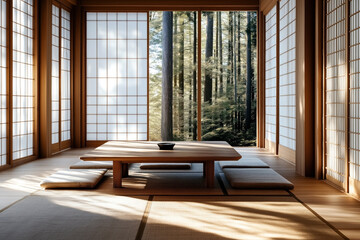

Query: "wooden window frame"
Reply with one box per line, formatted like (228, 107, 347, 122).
(7, 0, 39, 167)
(51, 1, 72, 154)
(79, 7, 259, 147)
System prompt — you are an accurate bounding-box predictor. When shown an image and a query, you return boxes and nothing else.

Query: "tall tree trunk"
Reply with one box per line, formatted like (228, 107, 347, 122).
(227, 12, 233, 90)
(204, 12, 214, 104)
(218, 12, 223, 96)
(233, 14, 237, 130)
(178, 16, 185, 139)
(161, 11, 173, 141)
(215, 12, 219, 100)
(245, 12, 253, 130)
(192, 11, 197, 140)
(237, 12, 242, 130)
(173, 13, 178, 134)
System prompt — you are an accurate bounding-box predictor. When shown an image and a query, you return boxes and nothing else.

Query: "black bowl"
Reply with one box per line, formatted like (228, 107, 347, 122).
(157, 142, 175, 150)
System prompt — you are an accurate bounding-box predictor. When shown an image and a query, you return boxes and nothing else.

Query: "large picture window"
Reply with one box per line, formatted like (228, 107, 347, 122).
(86, 12, 148, 141)
(12, 0, 34, 160)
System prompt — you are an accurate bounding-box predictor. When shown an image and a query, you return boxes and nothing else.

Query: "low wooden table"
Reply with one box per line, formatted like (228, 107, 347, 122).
(80, 141, 241, 188)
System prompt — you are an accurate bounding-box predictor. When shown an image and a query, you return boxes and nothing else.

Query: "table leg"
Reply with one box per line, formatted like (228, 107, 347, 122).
(122, 163, 129, 177)
(203, 162, 207, 178)
(113, 161, 122, 188)
(205, 160, 215, 188)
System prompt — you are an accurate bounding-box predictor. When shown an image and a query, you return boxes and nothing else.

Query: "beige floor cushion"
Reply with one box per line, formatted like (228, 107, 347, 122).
(223, 168, 294, 190)
(219, 158, 269, 169)
(140, 163, 192, 169)
(70, 161, 113, 169)
(40, 169, 107, 189)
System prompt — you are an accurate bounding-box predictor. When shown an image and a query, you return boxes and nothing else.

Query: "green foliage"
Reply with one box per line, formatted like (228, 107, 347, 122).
(149, 11, 257, 146)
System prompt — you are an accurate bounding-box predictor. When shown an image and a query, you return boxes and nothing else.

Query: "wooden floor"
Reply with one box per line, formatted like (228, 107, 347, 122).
(0, 147, 359, 240)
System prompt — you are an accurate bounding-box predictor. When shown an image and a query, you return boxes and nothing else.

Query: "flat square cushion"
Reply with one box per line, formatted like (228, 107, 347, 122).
(40, 169, 107, 189)
(70, 161, 113, 169)
(223, 168, 294, 190)
(140, 163, 192, 170)
(219, 158, 269, 169)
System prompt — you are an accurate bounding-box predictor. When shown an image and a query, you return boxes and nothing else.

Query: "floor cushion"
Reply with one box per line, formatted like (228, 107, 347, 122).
(70, 161, 113, 169)
(223, 168, 294, 190)
(40, 169, 107, 189)
(219, 158, 269, 168)
(140, 163, 191, 169)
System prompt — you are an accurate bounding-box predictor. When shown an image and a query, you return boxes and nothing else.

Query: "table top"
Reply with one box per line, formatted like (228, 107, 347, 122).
(80, 141, 242, 162)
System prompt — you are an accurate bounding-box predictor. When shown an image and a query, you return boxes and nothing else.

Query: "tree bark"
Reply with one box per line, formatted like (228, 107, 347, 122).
(245, 12, 253, 130)
(204, 12, 214, 104)
(161, 11, 173, 141)
(218, 12, 223, 96)
(178, 16, 185, 138)
(233, 13, 237, 130)
(192, 11, 197, 140)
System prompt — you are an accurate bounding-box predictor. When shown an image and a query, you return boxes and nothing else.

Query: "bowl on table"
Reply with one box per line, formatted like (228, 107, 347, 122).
(157, 143, 175, 150)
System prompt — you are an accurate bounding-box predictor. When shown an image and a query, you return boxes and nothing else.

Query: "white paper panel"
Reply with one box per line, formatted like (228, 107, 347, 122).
(349, 0, 360, 181)
(325, 0, 346, 184)
(51, 5, 60, 144)
(12, 0, 34, 160)
(265, 6, 277, 144)
(86, 12, 148, 141)
(279, 0, 296, 151)
(61, 9, 71, 141)
(0, 0, 6, 166)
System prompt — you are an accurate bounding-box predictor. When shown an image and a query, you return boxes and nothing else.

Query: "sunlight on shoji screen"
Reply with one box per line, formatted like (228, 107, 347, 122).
(265, 6, 277, 144)
(325, 0, 346, 185)
(86, 12, 148, 141)
(349, 0, 360, 182)
(12, 0, 34, 160)
(61, 9, 71, 141)
(0, 0, 6, 166)
(51, 6, 60, 144)
(279, 0, 296, 151)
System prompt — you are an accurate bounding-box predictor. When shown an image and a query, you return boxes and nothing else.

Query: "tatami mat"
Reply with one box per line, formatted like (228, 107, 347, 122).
(142, 196, 343, 240)
(0, 194, 148, 240)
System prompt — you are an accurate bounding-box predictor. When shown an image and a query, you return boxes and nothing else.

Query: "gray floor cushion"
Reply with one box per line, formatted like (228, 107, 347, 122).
(140, 163, 192, 169)
(223, 168, 294, 190)
(40, 169, 107, 189)
(70, 161, 113, 169)
(219, 158, 269, 168)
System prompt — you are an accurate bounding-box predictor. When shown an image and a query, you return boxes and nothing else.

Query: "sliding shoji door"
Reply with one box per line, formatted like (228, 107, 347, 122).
(12, 0, 35, 160)
(265, 6, 277, 152)
(349, 0, 360, 195)
(86, 12, 148, 143)
(0, 0, 6, 166)
(278, 0, 296, 161)
(51, 5, 71, 153)
(325, 0, 347, 189)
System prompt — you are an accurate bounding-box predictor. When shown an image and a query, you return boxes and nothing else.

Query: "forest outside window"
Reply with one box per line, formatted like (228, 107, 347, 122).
(86, 11, 257, 146)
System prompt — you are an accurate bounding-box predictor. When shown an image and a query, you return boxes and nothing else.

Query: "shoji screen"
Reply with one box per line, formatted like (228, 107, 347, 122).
(325, 0, 347, 187)
(12, 0, 34, 160)
(51, 5, 60, 144)
(265, 6, 277, 149)
(349, 0, 360, 192)
(51, 5, 71, 150)
(60, 9, 71, 142)
(86, 12, 148, 141)
(0, 0, 6, 166)
(279, 0, 296, 152)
